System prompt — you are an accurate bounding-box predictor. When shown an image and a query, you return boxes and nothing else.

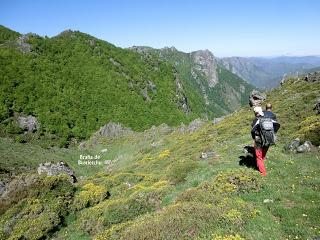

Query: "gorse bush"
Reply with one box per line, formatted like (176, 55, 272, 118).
(0, 175, 75, 240)
(297, 115, 320, 145)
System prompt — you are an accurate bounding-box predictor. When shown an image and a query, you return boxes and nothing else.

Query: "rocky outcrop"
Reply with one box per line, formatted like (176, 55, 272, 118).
(286, 138, 314, 153)
(178, 118, 205, 133)
(190, 50, 219, 88)
(287, 138, 301, 152)
(304, 71, 320, 83)
(0, 180, 7, 196)
(296, 141, 313, 153)
(109, 57, 121, 67)
(17, 115, 39, 132)
(37, 161, 77, 183)
(200, 151, 219, 159)
(175, 72, 191, 114)
(95, 121, 133, 138)
(314, 99, 320, 114)
(249, 90, 266, 107)
(16, 34, 32, 53)
(212, 116, 226, 124)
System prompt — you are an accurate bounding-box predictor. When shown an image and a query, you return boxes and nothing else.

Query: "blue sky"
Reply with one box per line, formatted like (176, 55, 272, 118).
(1, 0, 320, 57)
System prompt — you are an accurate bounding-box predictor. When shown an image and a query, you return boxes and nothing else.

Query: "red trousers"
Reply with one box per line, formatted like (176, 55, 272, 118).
(255, 146, 269, 176)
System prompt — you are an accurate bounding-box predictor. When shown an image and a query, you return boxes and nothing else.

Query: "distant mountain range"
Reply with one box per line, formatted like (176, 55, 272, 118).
(0, 25, 253, 145)
(219, 56, 320, 89)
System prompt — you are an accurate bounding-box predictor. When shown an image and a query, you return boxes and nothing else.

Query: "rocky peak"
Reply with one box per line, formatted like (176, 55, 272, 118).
(190, 49, 219, 88)
(161, 46, 177, 52)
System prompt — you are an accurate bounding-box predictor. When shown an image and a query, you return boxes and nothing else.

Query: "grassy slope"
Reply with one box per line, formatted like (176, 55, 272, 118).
(0, 77, 319, 240)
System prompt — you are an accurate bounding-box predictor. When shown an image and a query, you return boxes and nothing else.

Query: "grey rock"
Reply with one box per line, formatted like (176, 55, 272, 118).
(109, 57, 121, 67)
(37, 161, 77, 183)
(17, 115, 39, 132)
(190, 50, 219, 88)
(314, 99, 320, 114)
(178, 123, 187, 133)
(249, 90, 266, 107)
(287, 138, 301, 152)
(0, 180, 6, 196)
(95, 121, 133, 138)
(151, 139, 163, 148)
(78, 141, 86, 150)
(101, 148, 108, 153)
(16, 34, 32, 53)
(175, 73, 191, 114)
(140, 87, 151, 101)
(296, 141, 313, 153)
(149, 123, 173, 136)
(135, 80, 157, 102)
(212, 116, 225, 124)
(187, 118, 204, 133)
(200, 151, 219, 159)
(304, 71, 320, 83)
(263, 199, 274, 203)
(147, 80, 157, 93)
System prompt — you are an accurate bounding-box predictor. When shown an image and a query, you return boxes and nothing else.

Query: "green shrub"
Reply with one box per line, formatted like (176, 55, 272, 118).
(72, 182, 110, 211)
(165, 160, 198, 184)
(205, 169, 261, 195)
(297, 115, 320, 146)
(0, 175, 75, 239)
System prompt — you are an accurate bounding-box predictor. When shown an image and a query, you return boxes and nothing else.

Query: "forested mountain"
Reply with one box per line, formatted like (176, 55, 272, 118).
(0, 25, 253, 146)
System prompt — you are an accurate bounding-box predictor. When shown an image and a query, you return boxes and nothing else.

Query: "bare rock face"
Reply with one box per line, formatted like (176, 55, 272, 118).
(191, 50, 219, 88)
(37, 161, 77, 183)
(175, 72, 191, 114)
(95, 121, 133, 138)
(249, 90, 266, 107)
(17, 115, 39, 132)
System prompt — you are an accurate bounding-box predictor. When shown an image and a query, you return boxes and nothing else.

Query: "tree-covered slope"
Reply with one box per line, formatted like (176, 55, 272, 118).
(0, 26, 197, 144)
(1, 74, 319, 240)
(0, 26, 254, 146)
(0, 25, 20, 44)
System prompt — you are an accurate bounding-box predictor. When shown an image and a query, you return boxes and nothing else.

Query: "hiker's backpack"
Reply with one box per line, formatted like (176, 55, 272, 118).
(259, 117, 276, 147)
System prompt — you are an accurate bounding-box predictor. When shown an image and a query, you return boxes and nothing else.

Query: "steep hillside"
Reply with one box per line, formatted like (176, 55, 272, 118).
(220, 56, 320, 89)
(0, 74, 319, 240)
(0, 26, 253, 147)
(0, 25, 20, 44)
(0, 26, 196, 145)
(130, 47, 255, 118)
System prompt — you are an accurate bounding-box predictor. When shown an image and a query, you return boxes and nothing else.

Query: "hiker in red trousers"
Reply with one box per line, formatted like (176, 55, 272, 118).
(251, 106, 280, 176)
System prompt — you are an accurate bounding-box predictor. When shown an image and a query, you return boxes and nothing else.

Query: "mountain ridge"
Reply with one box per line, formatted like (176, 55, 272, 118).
(0, 25, 254, 146)
(219, 56, 320, 89)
